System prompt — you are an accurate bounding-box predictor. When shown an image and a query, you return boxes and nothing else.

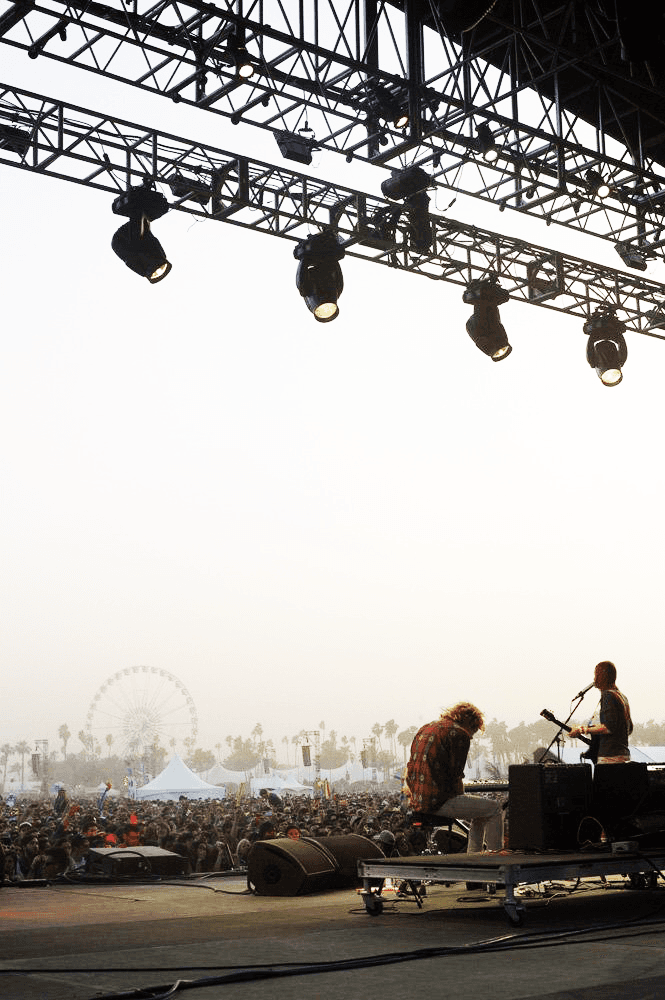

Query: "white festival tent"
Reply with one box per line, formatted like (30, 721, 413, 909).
(135, 754, 225, 801)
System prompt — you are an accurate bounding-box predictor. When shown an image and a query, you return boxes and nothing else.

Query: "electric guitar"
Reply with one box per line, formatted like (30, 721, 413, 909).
(540, 709, 599, 764)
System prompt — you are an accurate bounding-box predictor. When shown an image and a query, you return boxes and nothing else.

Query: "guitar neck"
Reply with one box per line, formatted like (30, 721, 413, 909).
(540, 710, 592, 747)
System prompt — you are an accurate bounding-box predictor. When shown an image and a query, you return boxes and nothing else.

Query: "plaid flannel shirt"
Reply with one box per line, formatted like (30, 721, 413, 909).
(406, 716, 469, 813)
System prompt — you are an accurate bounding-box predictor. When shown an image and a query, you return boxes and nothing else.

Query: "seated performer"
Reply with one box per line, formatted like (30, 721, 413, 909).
(569, 660, 632, 763)
(406, 702, 503, 853)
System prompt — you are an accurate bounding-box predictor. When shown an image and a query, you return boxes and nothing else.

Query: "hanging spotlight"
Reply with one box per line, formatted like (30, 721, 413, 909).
(275, 128, 320, 165)
(463, 277, 512, 361)
(111, 183, 172, 283)
(475, 122, 499, 163)
(0, 123, 32, 155)
(227, 30, 254, 79)
(585, 168, 611, 199)
(381, 166, 433, 252)
(584, 306, 627, 386)
(615, 241, 648, 271)
(294, 231, 345, 322)
(365, 83, 409, 129)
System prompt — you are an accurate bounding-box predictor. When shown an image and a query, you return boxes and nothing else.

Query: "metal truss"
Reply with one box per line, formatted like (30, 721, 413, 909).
(1, 0, 665, 262)
(2, 79, 665, 340)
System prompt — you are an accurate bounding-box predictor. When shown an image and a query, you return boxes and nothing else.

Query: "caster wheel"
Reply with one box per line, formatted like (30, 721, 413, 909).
(365, 896, 384, 916)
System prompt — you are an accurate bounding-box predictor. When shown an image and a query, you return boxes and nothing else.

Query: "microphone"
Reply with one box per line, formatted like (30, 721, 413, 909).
(576, 682, 594, 698)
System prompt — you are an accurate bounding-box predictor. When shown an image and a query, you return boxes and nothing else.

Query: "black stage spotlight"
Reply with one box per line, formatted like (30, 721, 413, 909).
(111, 184, 172, 283)
(475, 122, 499, 163)
(584, 307, 627, 386)
(294, 231, 345, 322)
(463, 277, 512, 361)
(227, 30, 254, 79)
(381, 166, 433, 252)
(365, 83, 409, 129)
(275, 128, 320, 165)
(585, 168, 611, 199)
(381, 165, 430, 202)
(615, 241, 648, 271)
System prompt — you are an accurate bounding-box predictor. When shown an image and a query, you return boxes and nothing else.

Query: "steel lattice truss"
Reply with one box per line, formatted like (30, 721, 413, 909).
(2, 80, 665, 338)
(1, 0, 665, 260)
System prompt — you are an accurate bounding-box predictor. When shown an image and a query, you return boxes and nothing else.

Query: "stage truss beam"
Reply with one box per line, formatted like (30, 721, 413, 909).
(1, 79, 665, 339)
(0, 0, 664, 260)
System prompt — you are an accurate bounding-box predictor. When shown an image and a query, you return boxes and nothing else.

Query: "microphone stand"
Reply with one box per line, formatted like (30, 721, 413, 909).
(537, 690, 588, 764)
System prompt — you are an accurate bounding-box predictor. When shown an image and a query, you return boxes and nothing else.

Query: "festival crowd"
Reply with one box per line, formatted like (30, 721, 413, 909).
(0, 787, 429, 883)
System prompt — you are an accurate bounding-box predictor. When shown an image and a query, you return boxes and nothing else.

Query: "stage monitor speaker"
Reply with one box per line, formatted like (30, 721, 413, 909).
(508, 763, 592, 851)
(247, 835, 382, 896)
(593, 762, 649, 824)
(87, 846, 188, 878)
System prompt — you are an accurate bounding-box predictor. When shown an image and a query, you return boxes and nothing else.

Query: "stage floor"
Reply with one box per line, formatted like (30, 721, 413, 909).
(3, 865, 665, 1000)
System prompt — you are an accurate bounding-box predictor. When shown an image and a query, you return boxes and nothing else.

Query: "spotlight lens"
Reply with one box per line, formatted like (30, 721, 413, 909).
(599, 367, 622, 386)
(483, 147, 499, 163)
(238, 63, 254, 79)
(491, 344, 512, 361)
(597, 182, 611, 198)
(393, 113, 409, 129)
(148, 261, 172, 283)
(313, 302, 339, 322)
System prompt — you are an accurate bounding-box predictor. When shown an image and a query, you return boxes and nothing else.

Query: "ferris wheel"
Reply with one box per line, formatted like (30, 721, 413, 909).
(85, 666, 198, 758)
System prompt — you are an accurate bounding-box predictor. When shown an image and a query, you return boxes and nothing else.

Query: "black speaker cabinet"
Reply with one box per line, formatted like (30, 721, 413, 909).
(247, 834, 382, 896)
(87, 846, 188, 877)
(509, 764, 592, 851)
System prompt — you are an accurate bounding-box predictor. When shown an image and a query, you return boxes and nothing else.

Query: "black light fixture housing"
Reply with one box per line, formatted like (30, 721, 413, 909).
(615, 241, 648, 271)
(227, 30, 254, 79)
(475, 122, 499, 163)
(381, 166, 433, 252)
(294, 231, 345, 322)
(275, 128, 320, 165)
(463, 277, 512, 361)
(584, 307, 627, 386)
(585, 168, 611, 198)
(111, 183, 172, 283)
(365, 83, 409, 129)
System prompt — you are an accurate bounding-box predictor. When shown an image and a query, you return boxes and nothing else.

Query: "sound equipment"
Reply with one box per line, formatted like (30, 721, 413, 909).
(86, 846, 188, 877)
(593, 763, 665, 844)
(508, 764, 592, 850)
(247, 835, 382, 896)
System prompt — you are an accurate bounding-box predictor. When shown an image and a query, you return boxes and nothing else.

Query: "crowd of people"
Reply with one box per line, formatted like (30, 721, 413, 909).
(0, 787, 431, 884)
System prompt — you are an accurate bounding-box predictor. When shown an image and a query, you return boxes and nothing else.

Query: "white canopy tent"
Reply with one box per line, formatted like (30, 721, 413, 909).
(135, 754, 225, 801)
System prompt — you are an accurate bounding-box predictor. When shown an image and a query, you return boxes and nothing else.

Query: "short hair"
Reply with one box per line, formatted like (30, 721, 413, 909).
(595, 660, 617, 688)
(443, 702, 485, 733)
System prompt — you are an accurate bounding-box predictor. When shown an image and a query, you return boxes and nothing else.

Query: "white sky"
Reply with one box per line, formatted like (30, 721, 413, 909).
(2, 44, 665, 763)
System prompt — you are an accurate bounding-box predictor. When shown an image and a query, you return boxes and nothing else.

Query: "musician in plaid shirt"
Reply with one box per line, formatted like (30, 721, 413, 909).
(406, 702, 503, 853)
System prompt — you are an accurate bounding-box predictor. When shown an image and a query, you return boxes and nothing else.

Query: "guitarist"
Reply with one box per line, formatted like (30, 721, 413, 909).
(569, 661, 633, 764)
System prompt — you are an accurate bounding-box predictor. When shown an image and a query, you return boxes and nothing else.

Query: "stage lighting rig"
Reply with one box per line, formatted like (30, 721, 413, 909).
(0, 123, 31, 155)
(226, 30, 254, 80)
(585, 168, 611, 199)
(380, 166, 433, 252)
(275, 126, 320, 166)
(294, 231, 345, 323)
(364, 82, 409, 130)
(615, 241, 648, 271)
(584, 306, 627, 386)
(111, 183, 172, 283)
(463, 277, 512, 361)
(475, 123, 499, 163)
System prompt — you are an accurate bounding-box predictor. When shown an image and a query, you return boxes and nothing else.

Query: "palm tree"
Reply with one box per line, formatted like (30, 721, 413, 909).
(397, 726, 418, 763)
(58, 724, 71, 760)
(105, 734, 114, 758)
(0, 744, 14, 792)
(15, 741, 31, 788)
(384, 719, 398, 761)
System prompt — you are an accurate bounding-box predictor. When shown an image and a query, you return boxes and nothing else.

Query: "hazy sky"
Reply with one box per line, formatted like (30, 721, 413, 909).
(2, 44, 665, 764)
